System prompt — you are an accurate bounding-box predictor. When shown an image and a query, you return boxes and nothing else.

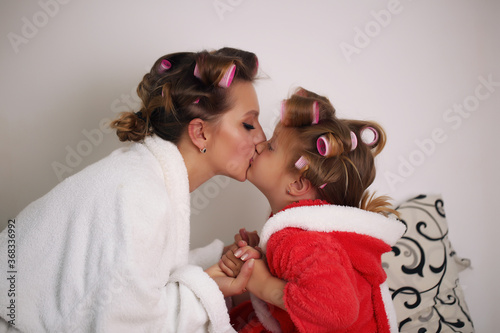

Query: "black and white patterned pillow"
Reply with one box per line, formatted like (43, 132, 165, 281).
(382, 194, 475, 332)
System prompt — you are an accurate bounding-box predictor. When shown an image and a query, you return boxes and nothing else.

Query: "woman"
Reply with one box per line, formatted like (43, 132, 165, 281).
(0, 48, 265, 332)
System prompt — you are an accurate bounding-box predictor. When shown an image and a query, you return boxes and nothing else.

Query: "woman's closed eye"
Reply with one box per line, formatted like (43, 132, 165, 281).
(267, 142, 274, 151)
(243, 122, 255, 130)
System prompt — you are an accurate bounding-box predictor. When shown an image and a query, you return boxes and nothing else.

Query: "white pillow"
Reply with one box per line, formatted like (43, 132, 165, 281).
(382, 194, 474, 332)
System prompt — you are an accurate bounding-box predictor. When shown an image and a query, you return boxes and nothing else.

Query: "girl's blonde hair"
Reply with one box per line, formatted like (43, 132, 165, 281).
(279, 87, 397, 217)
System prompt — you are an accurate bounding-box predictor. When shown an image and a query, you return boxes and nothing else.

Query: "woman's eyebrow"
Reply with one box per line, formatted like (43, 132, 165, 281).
(244, 110, 259, 117)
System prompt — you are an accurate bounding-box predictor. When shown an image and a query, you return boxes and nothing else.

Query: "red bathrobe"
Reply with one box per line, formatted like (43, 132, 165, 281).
(230, 200, 405, 333)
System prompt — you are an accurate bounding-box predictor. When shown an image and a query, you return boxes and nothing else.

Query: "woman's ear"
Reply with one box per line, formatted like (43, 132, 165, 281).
(288, 176, 316, 198)
(187, 118, 207, 150)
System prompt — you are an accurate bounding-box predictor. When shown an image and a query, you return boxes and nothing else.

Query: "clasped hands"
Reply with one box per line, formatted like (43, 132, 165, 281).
(205, 228, 264, 297)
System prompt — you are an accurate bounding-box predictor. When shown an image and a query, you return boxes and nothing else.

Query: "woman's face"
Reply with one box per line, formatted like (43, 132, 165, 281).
(208, 81, 266, 181)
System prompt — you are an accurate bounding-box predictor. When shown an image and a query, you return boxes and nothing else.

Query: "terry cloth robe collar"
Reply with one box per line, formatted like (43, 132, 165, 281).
(259, 199, 406, 252)
(143, 134, 191, 266)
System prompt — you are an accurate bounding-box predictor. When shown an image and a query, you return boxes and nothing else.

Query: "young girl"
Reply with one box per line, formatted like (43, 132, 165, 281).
(220, 88, 406, 333)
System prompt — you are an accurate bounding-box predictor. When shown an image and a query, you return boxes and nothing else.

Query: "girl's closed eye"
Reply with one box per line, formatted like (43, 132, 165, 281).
(267, 142, 274, 151)
(243, 122, 255, 130)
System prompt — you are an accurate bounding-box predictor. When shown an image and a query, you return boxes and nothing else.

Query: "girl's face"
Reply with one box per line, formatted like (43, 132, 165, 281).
(208, 81, 266, 181)
(247, 127, 294, 205)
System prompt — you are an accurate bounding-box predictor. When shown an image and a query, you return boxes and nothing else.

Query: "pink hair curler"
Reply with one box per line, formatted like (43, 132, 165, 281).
(312, 101, 319, 125)
(350, 131, 358, 151)
(160, 59, 171, 71)
(280, 100, 286, 123)
(316, 135, 330, 156)
(219, 63, 236, 88)
(193, 98, 200, 104)
(194, 63, 201, 80)
(253, 56, 259, 76)
(295, 156, 309, 172)
(319, 183, 328, 189)
(360, 127, 378, 146)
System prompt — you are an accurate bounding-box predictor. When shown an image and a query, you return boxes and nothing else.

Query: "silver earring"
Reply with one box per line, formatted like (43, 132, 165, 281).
(200, 147, 207, 153)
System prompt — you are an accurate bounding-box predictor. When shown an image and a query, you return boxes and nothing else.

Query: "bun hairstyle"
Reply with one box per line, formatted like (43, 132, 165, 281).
(111, 47, 259, 143)
(279, 87, 397, 217)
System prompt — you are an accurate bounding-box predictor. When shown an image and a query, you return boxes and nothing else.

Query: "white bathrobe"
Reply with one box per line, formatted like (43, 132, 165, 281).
(0, 135, 235, 333)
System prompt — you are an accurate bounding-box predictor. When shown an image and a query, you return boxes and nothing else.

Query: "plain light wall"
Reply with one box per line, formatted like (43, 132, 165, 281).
(1, 0, 498, 330)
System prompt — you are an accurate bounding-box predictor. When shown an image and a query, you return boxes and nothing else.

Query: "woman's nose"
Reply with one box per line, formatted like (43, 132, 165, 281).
(252, 125, 266, 145)
(255, 141, 266, 155)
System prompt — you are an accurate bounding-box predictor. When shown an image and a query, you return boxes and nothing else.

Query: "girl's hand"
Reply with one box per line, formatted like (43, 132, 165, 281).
(222, 228, 260, 254)
(247, 259, 286, 311)
(236, 228, 260, 247)
(219, 241, 262, 277)
(205, 259, 255, 297)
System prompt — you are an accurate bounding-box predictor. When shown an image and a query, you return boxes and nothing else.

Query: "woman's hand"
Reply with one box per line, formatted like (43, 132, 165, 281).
(205, 259, 255, 297)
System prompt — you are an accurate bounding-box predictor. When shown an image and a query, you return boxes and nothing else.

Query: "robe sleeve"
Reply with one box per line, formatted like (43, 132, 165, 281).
(266, 228, 360, 332)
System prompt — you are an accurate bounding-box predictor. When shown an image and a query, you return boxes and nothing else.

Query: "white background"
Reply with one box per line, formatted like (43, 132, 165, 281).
(1, 0, 498, 330)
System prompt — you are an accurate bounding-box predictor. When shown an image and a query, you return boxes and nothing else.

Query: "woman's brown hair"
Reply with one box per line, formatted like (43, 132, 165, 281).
(279, 87, 398, 217)
(110, 47, 259, 143)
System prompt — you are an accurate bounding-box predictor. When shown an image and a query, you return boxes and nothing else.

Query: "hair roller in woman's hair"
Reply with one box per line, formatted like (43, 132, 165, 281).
(360, 127, 378, 146)
(253, 56, 259, 76)
(350, 131, 358, 151)
(160, 59, 171, 72)
(193, 63, 201, 80)
(312, 101, 319, 125)
(295, 156, 309, 172)
(218, 63, 236, 88)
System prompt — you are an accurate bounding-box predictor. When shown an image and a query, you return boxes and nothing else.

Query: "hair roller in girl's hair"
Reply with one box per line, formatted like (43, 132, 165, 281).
(360, 127, 378, 146)
(295, 156, 309, 172)
(280, 100, 286, 123)
(316, 134, 343, 157)
(350, 131, 358, 151)
(160, 59, 171, 72)
(317, 136, 330, 156)
(312, 101, 319, 125)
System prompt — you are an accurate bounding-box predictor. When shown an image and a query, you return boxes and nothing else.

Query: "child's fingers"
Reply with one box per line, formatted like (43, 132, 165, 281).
(222, 249, 245, 276)
(246, 230, 260, 247)
(239, 228, 250, 243)
(219, 259, 236, 277)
